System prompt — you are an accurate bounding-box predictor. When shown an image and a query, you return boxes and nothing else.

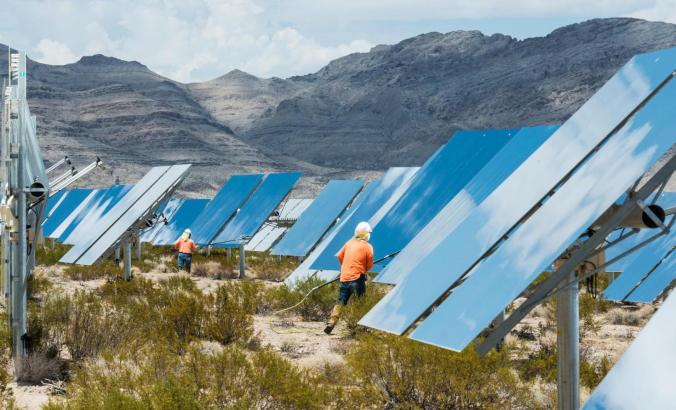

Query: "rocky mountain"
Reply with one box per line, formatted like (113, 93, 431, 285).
(3, 18, 676, 194)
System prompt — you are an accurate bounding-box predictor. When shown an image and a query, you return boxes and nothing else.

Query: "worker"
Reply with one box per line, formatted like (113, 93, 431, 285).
(174, 229, 197, 273)
(324, 221, 374, 335)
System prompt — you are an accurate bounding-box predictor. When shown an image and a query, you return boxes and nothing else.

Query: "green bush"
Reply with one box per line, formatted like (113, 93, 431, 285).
(347, 333, 534, 409)
(36, 242, 70, 265)
(63, 261, 121, 281)
(203, 282, 256, 344)
(263, 277, 337, 321)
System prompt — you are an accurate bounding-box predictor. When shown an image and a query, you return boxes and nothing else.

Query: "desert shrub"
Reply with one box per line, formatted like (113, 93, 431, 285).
(36, 241, 70, 265)
(263, 277, 337, 321)
(248, 252, 299, 281)
(28, 273, 53, 300)
(607, 308, 641, 326)
(17, 352, 67, 384)
(580, 291, 611, 336)
(580, 355, 611, 389)
(46, 344, 340, 410)
(63, 261, 121, 281)
(203, 282, 256, 344)
(348, 333, 534, 409)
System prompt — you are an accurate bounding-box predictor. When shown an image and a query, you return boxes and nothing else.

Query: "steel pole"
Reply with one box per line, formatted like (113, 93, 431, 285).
(238, 244, 245, 279)
(557, 271, 580, 410)
(123, 238, 132, 281)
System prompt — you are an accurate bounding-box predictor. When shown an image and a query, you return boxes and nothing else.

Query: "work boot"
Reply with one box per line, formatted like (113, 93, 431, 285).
(324, 305, 341, 335)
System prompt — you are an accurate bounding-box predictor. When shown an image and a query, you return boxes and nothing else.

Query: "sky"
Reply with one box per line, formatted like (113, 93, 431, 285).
(0, 0, 674, 83)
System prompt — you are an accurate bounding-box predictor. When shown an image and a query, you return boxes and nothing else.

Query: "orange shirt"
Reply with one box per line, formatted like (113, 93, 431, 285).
(174, 238, 197, 254)
(337, 238, 374, 282)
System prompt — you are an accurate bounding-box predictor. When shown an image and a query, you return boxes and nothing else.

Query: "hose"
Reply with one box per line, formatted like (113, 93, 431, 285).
(268, 251, 400, 335)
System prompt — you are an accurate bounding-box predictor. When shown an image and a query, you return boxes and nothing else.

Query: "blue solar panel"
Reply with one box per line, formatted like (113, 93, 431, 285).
(376, 125, 558, 284)
(44, 190, 65, 216)
(271, 180, 363, 256)
(404, 75, 676, 351)
(359, 47, 676, 338)
(42, 189, 93, 238)
(605, 192, 676, 272)
(603, 219, 676, 301)
(140, 196, 184, 243)
(309, 167, 419, 272)
(189, 174, 263, 246)
(48, 189, 101, 240)
(625, 248, 676, 303)
(212, 173, 301, 248)
(153, 199, 210, 245)
(57, 185, 133, 244)
(368, 129, 515, 271)
(583, 290, 676, 409)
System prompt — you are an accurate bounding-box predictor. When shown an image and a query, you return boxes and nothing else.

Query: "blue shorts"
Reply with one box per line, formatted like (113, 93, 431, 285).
(338, 275, 366, 305)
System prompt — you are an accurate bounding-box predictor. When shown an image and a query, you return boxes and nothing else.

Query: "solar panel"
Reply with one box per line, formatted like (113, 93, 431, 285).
(189, 174, 263, 246)
(61, 165, 191, 265)
(152, 198, 209, 245)
(44, 190, 65, 216)
(56, 185, 133, 244)
(245, 224, 287, 252)
(368, 129, 515, 271)
(212, 173, 301, 248)
(140, 196, 185, 243)
(278, 198, 313, 221)
(605, 192, 676, 272)
(582, 289, 676, 409)
(48, 189, 101, 240)
(358, 47, 676, 337)
(41, 189, 93, 238)
(309, 167, 419, 272)
(375, 125, 558, 284)
(271, 180, 364, 257)
(603, 220, 676, 301)
(625, 247, 676, 303)
(402, 76, 676, 350)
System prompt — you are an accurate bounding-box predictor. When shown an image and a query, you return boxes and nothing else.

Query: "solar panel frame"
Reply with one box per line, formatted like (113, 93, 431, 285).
(404, 76, 676, 350)
(140, 196, 185, 243)
(625, 247, 676, 303)
(271, 180, 364, 257)
(358, 47, 676, 337)
(189, 174, 264, 246)
(375, 125, 559, 284)
(60, 165, 191, 265)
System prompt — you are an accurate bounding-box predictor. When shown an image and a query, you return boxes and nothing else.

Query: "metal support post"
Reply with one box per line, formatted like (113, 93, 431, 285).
(123, 238, 132, 281)
(135, 235, 142, 261)
(12, 144, 27, 366)
(238, 244, 245, 279)
(557, 271, 580, 410)
(227, 248, 231, 259)
(114, 246, 121, 262)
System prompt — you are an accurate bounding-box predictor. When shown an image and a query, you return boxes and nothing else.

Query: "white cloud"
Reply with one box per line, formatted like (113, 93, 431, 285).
(33, 39, 77, 65)
(0, 0, 671, 81)
(629, 0, 676, 24)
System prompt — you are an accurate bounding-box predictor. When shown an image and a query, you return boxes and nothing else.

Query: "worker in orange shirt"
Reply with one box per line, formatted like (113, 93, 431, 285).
(174, 229, 198, 273)
(324, 221, 374, 335)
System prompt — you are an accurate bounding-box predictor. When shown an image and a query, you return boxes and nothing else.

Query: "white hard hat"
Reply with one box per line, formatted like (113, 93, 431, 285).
(355, 221, 372, 234)
(184, 229, 191, 234)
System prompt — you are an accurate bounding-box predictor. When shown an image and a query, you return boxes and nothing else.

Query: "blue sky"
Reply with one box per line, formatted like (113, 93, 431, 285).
(0, 0, 674, 82)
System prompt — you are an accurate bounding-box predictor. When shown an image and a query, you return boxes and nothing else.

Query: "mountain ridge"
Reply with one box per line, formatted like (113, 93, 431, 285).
(2, 17, 675, 194)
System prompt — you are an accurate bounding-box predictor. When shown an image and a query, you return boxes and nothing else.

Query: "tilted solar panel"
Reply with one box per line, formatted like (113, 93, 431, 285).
(603, 218, 676, 301)
(375, 125, 558, 284)
(140, 197, 184, 243)
(625, 247, 676, 303)
(41, 189, 93, 238)
(58, 185, 133, 244)
(152, 198, 209, 245)
(61, 165, 191, 265)
(309, 167, 419, 272)
(271, 180, 363, 257)
(48, 189, 102, 240)
(367, 129, 516, 272)
(404, 75, 676, 351)
(189, 174, 263, 246)
(212, 173, 301, 248)
(582, 289, 676, 409)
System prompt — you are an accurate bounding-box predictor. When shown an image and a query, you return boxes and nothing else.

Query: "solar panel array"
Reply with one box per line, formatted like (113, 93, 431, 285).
(359, 46, 676, 351)
(61, 165, 191, 265)
(245, 224, 287, 252)
(42, 189, 93, 238)
(271, 180, 363, 257)
(277, 198, 313, 221)
(151, 198, 210, 245)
